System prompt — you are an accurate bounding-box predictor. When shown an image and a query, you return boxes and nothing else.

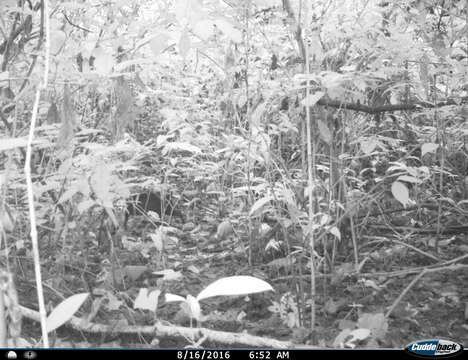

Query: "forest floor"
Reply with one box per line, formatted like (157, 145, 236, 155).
(18, 215, 468, 348)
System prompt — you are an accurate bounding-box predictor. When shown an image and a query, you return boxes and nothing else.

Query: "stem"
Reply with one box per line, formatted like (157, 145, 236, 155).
(24, 0, 50, 348)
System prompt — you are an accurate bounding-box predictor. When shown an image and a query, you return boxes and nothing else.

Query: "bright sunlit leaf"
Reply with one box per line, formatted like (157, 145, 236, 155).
(391, 181, 411, 207)
(300, 91, 324, 107)
(165, 293, 186, 303)
(46, 293, 89, 333)
(421, 143, 438, 156)
(134, 288, 161, 312)
(196, 276, 274, 301)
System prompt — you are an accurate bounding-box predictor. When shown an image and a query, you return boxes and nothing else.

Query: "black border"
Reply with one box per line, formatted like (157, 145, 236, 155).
(1, 349, 467, 360)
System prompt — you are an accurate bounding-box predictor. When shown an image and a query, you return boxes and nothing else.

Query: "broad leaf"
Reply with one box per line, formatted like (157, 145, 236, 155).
(165, 293, 186, 303)
(153, 269, 182, 281)
(328, 226, 341, 240)
(217, 220, 233, 240)
(333, 328, 352, 347)
(93, 48, 114, 75)
(300, 91, 324, 107)
(358, 313, 388, 340)
(249, 196, 273, 216)
(185, 294, 201, 320)
(46, 293, 89, 332)
(197, 276, 274, 301)
(360, 138, 377, 155)
(348, 328, 371, 342)
(134, 288, 160, 312)
(391, 181, 410, 207)
(397, 175, 421, 184)
(421, 143, 438, 156)
(318, 119, 332, 144)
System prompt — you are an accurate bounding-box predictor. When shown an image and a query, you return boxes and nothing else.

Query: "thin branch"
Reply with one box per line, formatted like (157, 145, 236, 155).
(0, 12, 21, 71)
(282, 0, 306, 62)
(19, 4, 45, 93)
(360, 262, 468, 278)
(385, 269, 426, 318)
(62, 12, 92, 33)
(368, 224, 468, 235)
(24, 0, 50, 348)
(274, 261, 468, 282)
(313, 96, 468, 114)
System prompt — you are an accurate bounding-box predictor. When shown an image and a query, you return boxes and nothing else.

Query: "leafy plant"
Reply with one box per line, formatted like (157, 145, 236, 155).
(165, 276, 274, 322)
(333, 312, 388, 348)
(268, 292, 300, 329)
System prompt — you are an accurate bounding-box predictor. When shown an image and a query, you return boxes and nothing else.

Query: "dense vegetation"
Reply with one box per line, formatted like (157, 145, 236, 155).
(0, 0, 467, 348)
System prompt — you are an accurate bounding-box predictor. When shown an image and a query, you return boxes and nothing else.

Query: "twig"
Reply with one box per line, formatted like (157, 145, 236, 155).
(385, 269, 426, 318)
(19, 3, 45, 93)
(1, 12, 21, 71)
(282, 0, 306, 62)
(363, 237, 440, 262)
(360, 263, 468, 279)
(62, 12, 92, 33)
(437, 253, 468, 267)
(274, 261, 468, 281)
(368, 224, 468, 235)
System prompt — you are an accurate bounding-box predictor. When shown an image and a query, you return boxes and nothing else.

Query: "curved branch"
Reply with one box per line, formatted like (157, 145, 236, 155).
(62, 12, 92, 33)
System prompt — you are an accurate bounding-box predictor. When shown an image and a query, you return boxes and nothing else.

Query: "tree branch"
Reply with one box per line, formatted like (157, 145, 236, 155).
(282, 0, 306, 62)
(18, 305, 310, 348)
(315, 96, 468, 114)
(62, 12, 92, 33)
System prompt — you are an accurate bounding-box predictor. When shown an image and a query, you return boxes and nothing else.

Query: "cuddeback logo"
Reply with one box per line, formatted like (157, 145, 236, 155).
(405, 339, 463, 358)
